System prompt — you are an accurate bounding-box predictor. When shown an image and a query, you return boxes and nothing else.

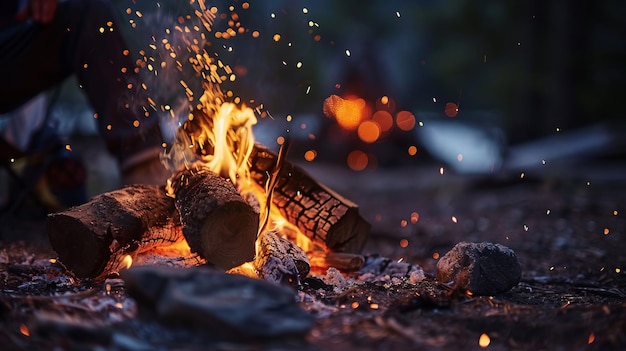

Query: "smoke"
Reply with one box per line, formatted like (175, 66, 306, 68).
(116, 1, 215, 140)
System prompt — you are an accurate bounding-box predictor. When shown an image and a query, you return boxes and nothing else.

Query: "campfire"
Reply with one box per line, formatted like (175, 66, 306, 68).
(46, 0, 377, 285)
(2, 0, 626, 349)
(43, 0, 524, 322)
(43, 1, 369, 284)
(9, 2, 604, 350)
(46, 112, 371, 284)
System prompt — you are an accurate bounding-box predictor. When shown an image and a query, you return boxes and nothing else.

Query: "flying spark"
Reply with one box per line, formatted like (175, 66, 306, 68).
(19, 324, 30, 336)
(588, 332, 595, 344)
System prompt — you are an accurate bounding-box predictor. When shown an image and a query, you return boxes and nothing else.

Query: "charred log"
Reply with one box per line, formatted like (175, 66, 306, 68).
(47, 185, 182, 279)
(254, 230, 310, 287)
(169, 165, 259, 270)
(249, 145, 370, 254)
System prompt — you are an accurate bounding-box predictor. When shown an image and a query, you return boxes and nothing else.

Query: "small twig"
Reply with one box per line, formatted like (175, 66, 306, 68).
(258, 136, 291, 235)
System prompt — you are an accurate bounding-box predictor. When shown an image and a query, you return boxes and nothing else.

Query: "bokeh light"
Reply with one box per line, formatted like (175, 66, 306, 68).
(357, 120, 381, 143)
(445, 102, 459, 117)
(347, 150, 368, 171)
(323, 94, 370, 131)
(304, 149, 317, 162)
(395, 110, 415, 131)
(371, 110, 394, 133)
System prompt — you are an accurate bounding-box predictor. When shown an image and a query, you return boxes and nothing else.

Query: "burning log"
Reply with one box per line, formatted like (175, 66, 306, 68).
(249, 144, 370, 254)
(169, 165, 259, 270)
(47, 185, 183, 279)
(254, 230, 310, 286)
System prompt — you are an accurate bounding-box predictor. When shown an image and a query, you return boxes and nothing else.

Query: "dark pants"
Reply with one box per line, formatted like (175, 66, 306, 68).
(0, 0, 163, 168)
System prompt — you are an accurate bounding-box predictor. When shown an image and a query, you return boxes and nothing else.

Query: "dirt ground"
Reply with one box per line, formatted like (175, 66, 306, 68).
(1, 153, 625, 350)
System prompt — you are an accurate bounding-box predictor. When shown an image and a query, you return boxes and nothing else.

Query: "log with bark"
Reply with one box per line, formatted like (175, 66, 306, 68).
(248, 144, 370, 254)
(47, 185, 185, 279)
(254, 230, 310, 286)
(180, 111, 370, 254)
(168, 164, 259, 270)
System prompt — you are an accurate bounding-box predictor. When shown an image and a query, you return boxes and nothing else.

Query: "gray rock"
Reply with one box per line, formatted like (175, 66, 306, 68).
(121, 266, 313, 340)
(436, 242, 521, 295)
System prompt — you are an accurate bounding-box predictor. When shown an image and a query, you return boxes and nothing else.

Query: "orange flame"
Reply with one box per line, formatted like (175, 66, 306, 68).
(160, 3, 327, 270)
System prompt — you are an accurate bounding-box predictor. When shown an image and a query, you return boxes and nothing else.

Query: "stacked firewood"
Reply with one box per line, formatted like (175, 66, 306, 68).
(47, 146, 370, 281)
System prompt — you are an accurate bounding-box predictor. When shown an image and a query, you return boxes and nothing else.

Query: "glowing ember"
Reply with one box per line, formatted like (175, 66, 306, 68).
(19, 323, 29, 337)
(122, 255, 133, 270)
(479, 333, 490, 348)
(588, 332, 595, 344)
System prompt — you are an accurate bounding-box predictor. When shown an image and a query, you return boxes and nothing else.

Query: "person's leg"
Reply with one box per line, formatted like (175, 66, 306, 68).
(55, 0, 165, 173)
(0, 0, 167, 184)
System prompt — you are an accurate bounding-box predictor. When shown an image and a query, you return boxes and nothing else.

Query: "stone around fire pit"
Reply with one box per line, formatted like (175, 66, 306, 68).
(436, 242, 522, 296)
(120, 266, 313, 340)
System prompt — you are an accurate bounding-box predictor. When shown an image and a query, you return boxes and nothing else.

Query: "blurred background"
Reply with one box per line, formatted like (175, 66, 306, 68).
(2, 0, 626, 208)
